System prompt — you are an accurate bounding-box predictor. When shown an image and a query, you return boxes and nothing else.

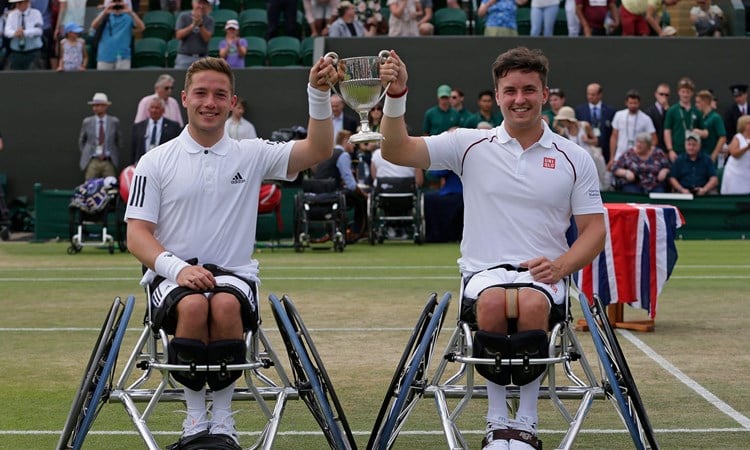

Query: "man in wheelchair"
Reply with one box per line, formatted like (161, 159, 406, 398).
(125, 56, 339, 449)
(378, 47, 606, 449)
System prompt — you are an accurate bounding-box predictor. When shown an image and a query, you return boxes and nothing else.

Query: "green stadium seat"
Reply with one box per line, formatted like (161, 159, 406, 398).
(244, 36, 267, 66)
(210, 9, 239, 37)
(474, 15, 486, 35)
(166, 38, 179, 67)
(266, 36, 300, 66)
(218, 0, 243, 12)
(142, 10, 176, 41)
(433, 7, 467, 35)
(239, 8, 269, 38)
(516, 6, 531, 35)
(300, 36, 315, 66)
(133, 37, 167, 68)
(208, 36, 223, 57)
(553, 7, 568, 35)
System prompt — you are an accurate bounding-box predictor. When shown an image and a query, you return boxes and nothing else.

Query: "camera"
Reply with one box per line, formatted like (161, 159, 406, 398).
(112, 0, 124, 10)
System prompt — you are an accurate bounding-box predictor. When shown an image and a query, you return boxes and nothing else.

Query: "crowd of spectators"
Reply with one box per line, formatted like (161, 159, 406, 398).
(0, 0, 736, 71)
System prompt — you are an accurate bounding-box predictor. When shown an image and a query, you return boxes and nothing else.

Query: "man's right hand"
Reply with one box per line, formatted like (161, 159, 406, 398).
(381, 50, 408, 96)
(176, 265, 216, 291)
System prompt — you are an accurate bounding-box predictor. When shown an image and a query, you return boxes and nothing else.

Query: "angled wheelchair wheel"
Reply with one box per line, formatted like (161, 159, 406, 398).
(269, 294, 355, 449)
(57, 296, 135, 450)
(368, 292, 451, 450)
(580, 294, 658, 450)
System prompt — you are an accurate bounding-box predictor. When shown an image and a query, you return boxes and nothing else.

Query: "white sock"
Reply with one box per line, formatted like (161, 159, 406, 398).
(184, 387, 207, 418)
(517, 374, 543, 427)
(211, 383, 235, 418)
(486, 380, 509, 424)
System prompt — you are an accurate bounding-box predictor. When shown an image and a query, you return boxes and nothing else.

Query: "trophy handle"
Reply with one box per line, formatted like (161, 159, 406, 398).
(377, 50, 391, 103)
(323, 51, 340, 95)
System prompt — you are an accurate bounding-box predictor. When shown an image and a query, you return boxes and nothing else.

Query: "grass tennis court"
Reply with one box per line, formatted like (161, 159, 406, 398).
(1, 239, 749, 449)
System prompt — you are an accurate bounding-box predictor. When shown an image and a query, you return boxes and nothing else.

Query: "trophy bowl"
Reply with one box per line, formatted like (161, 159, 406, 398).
(325, 50, 390, 144)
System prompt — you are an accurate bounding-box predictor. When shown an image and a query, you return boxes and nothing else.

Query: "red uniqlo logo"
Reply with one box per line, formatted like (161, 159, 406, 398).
(543, 157, 556, 169)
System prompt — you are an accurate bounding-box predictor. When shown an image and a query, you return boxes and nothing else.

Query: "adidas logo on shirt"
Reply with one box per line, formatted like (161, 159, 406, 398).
(231, 172, 246, 184)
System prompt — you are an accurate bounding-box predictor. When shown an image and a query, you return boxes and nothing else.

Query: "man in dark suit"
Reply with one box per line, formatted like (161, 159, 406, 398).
(645, 83, 671, 151)
(724, 84, 748, 139)
(79, 92, 122, 180)
(575, 82, 616, 162)
(131, 97, 182, 164)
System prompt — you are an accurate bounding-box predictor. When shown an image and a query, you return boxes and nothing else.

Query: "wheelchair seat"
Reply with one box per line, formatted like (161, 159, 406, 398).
(368, 176, 425, 245)
(293, 178, 348, 252)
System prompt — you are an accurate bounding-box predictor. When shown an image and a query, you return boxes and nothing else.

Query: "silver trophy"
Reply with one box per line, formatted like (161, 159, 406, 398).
(325, 50, 390, 144)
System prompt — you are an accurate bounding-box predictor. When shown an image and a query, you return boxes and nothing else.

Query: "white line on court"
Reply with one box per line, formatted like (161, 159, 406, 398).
(619, 329, 750, 429)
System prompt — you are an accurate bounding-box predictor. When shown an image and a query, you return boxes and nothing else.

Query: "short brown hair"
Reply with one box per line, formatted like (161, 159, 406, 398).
(695, 89, 714, 103)
(677, 77, 695, 92)
(184, 57, 235, 94)
(336, 129, 352, 145)
(492, 47, 549, 88)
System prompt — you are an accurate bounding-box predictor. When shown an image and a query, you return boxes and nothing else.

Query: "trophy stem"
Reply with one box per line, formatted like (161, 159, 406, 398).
(358, 111, 371, 134)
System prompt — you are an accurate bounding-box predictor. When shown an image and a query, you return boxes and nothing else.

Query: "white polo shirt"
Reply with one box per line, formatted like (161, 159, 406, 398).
(126, 128, 295, 282)
(424, 121, 604, 274)
(611, 109, 656, 162)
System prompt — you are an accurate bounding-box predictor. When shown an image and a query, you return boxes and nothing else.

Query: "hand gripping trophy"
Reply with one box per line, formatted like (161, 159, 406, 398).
(324, 50, 391, 144)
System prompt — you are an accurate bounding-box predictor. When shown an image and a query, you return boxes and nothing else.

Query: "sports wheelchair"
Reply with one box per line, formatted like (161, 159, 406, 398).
(57, 291, 357, 450)
(367, 177, 425, 245)
(67, 177, 126, 254)
(369, 284, 658, 450)
(293, 178, 348, 252)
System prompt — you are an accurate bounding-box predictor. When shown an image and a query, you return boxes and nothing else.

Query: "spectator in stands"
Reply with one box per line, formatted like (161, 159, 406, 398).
(465, 89, 503, 128)
(619, 0, 651, 35)
(645, 82, 670, 151)
(79, 92, 122, 180)
(542, 87, 566, 128)
(131, 97, 181, 164)
(417, 0, 433, 34)
(90, 0, 144, 70)
(224, 96, 258, 140)
(56, 0, 86, 46)
(612, 132, 670, 193)
(693, 89, 726, 162)
(450, 88, 474, 128)
(56, 22, 86, 71)
(423, 84, 459, 135)
(576, 0, 619, 36)
(575, 82, 616, 162)
(609, 89, 657, 166)
(29, 0, 51, 68)
(669, 131, 718, 195)
(530, 0, 559, 36)
(219, 19, 247, 69)
(554, 106, 609, 190)
(4, 0, 44, 70)
(267, 0, 299, 38)
(331, 93, 358, 142)
(724, 83, 748, 138)
(303, 0, 339, 36)
(353, 0, 382, 35)
(645, 0, 679, 36)
(328, 0, 374, 36)
(476, 0, 526, 37)
(721, 115, 750, 194)
(387, 0, 421, 36)
(690, 0, 725, 36)
(664, 77, 702, 161)
(174, 0, 214, 69)
(0, 11, 7, 70)
(564, 0, 580, 35)
(313, 129, 368, 242)
(135, 74, 185, 127)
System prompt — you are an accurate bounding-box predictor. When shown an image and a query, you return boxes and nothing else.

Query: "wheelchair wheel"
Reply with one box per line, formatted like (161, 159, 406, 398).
(269, 294, 354, 450)
(580, 294, 658, 450)
(368, 292, 451, 450)
(57, 296, 135, 450)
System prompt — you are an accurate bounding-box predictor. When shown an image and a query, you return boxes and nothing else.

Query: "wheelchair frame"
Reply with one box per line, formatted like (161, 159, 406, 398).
(67, 187, 127, 255)
(369, 288, 658, 450)
(293, 189, 348, 253)
(367, 177, 425, 245)
(58, 293, 357, 450)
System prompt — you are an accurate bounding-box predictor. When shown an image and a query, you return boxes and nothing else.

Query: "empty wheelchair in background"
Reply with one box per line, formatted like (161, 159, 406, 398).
(367, 177, 425, 245)
(58, 292, 357, 450)
(67, 176, 126, 254)
(369, 285, 658, 450)
(293, 178, 348, 252)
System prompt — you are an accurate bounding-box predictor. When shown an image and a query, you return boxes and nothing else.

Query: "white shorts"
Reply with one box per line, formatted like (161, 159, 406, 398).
(463, 265, 566, 306)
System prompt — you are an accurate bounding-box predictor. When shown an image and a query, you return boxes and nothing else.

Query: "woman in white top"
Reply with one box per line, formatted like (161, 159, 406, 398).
(224, 97, 258, 140)
(720, 115, 750, 194)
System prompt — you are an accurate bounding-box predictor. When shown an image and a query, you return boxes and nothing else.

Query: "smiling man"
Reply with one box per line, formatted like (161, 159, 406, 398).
(125, 56, 336, 449)
(378, 46, 606, 450)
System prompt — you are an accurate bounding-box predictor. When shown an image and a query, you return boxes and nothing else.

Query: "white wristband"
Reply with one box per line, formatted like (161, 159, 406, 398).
(383, 92, 407, 118)
(308, 83, 332, 120)
(154, 251, 190, 282)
